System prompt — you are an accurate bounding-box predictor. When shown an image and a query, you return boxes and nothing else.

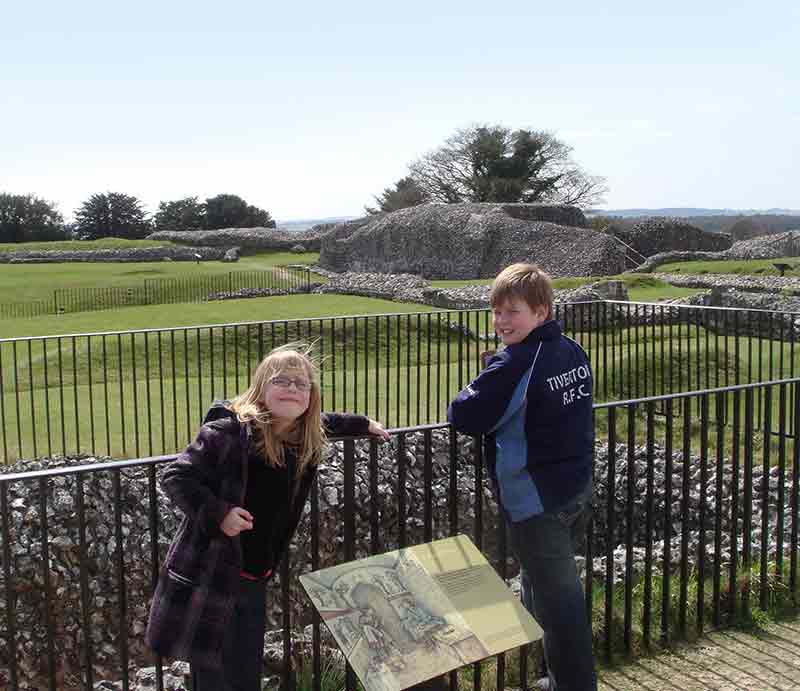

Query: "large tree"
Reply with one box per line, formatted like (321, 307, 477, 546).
(74, 192, 150, 239)
(153, 196, 206, 231)
(406, 125, 607, 208)
(0, 193, 66, 243)
(365, 177, 429, 215)
(204, 194, 275, 229)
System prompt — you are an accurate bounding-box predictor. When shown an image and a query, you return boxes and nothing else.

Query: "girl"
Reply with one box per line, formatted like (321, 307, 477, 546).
(146, 343, 389, 690)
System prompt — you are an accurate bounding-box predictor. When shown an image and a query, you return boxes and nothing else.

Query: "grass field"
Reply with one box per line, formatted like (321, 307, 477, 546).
(0, 238, 176, 252)
(0, 294, 441, 339)
(0, 248, 321, 305)
(2, 308, 798, 463)
(658, 256, 800, 276)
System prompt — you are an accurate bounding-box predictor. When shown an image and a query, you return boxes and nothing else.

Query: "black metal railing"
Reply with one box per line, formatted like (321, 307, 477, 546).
(3, 300, 800, 464)
(0, 268, 312, 319)
(1, 378, 798, 690)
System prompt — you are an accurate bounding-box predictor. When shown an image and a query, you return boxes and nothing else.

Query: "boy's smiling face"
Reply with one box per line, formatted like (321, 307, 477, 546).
(493, 297, 548, 346)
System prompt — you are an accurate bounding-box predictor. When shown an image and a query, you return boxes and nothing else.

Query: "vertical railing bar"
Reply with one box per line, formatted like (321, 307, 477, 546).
(76, 472, 95, 690)
(118, 334, 127, 457)
(103, 335, 111, 456)
(343, 438, 355, 691)
(760, 386, 772, 611)
(777, 383, 787, 583)
(58, 337, 67, 456)
(398, 433, 407, 548)
(713, 391, 725, 629)
(643, 401, 655, 649)
(144, 332, 153, 457)
(146, 464, 164, 691)
(662, 398, 674, 644)
(131, 333, 140, 457)
(604, 407, 616, 663)
(424, 429, 433, 542)
(27, 339, 37, 458)
(743, 388, 754, 619)
(369, 439, 380, 553)
(624, 403, 634, 654)
(196, 329, 203, 425)
(697, 393, 708, 635)
(1, 482, 19, 690)
(679, 395, 691, 638)
(72, 336, 81, 454)
(158, 332, 166, 454)
(88, 337, 96, 455)
(790, 381, 800, 600)
(12, 341, 23, 460)
(113, 469, 130, 691)
(311, 471, 321, 691)
(38, 477, 57, 690)
(729, 390, 741, 624)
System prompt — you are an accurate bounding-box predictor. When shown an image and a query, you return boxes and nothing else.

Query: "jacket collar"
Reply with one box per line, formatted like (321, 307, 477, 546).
(521, 319, 561, 345)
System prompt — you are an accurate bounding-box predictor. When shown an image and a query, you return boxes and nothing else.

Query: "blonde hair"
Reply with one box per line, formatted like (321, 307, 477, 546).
(228, 343, 326, 478)
(490, 263, 554, 320)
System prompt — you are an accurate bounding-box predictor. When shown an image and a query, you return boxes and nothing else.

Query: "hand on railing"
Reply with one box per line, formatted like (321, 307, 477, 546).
(480, 350, 497, 369)
(367, 418, 391, 440)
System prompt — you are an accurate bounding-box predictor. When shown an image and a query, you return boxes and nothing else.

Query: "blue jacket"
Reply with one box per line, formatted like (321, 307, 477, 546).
(448, 320, 593, 521)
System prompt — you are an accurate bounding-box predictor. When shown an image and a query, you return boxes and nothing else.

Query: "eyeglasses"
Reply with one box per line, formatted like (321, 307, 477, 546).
(269, 375, 312, 392)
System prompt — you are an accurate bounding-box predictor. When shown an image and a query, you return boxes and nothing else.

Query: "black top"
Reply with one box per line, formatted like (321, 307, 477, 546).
(239, 411, 371, 577)
(241, 445, 293, 577)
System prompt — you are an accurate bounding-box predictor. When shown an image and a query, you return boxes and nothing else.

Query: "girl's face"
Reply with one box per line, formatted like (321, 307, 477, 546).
(261, 365, 312, 423)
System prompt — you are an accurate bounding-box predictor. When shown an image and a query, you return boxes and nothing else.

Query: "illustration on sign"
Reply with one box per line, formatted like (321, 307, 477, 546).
(301, 550, 486, 691)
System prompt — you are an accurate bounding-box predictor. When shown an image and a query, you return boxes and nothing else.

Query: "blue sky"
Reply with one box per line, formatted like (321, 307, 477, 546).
(2, 1, 798, 221)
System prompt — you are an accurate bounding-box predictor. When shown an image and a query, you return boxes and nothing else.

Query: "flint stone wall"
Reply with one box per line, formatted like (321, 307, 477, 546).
(611, 218, 732, 258)
(633, 230, 800, 272)
(1, 432, 793, 690)
(319, 203, 625, 279)
(147, 227, 331, 253)
(311, 269, 627, 331)
(0, 247, 228, 264)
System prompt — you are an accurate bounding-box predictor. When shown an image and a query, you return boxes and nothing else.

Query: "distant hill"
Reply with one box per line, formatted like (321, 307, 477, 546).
(276, 216, 360, 232)
(590, 207, 800, 218)
(589, 209, 800, 237)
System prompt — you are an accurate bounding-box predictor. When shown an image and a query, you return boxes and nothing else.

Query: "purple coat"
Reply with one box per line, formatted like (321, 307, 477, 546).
(146, 403, 368, 669)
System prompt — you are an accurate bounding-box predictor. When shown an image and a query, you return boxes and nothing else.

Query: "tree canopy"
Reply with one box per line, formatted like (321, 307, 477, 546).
(74, 192, 150, 240)
(153, 196, 206, 231)
(368, 124, 607, 212)
(204, 194, 275, 229)
(0, 193, 66, 243)
(365, 177, 429, 215)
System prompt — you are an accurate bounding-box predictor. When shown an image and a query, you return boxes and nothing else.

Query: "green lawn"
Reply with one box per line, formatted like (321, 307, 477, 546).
(0, 249, 321, 305)
(0, 238, 176, 253)
(658, 256, 800, 276)
(0, 294, 443, 339)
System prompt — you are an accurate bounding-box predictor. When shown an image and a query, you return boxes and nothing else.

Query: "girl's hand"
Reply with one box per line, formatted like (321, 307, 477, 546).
(367, 419, 390, 440)
(221, 506, 254, 536)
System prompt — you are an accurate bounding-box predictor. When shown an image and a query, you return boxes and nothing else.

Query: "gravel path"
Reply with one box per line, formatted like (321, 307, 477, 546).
(598, 617, 800, 690)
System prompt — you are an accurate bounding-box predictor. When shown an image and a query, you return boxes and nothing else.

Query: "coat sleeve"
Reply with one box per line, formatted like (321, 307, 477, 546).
(161, 423, 235, 537)
(321, 412, 370, 437)
(447, 350, 523, 435)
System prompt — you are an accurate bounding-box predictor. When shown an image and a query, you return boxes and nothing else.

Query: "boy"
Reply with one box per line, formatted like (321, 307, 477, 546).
(448, 263, 596, 691)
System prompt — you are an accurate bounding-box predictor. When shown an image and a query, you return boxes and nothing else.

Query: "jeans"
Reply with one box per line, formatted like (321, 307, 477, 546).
(191, 576, 268, 691)
(509, 488, 597, 691)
